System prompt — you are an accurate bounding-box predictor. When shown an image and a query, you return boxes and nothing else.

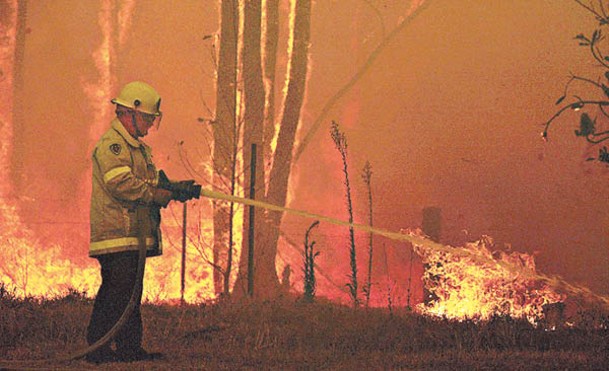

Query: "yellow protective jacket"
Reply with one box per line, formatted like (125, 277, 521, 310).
(89, 119, 162, 257)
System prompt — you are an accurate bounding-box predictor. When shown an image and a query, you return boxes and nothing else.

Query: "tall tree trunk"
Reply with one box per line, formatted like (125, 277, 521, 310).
(212, 0, 238, 296)
(262, 0, 312, 295)
(10, 0, 27, 196)
(234, 0, 267, 297)
(0, 0, 19, 202)
(263, 0, 279, 180)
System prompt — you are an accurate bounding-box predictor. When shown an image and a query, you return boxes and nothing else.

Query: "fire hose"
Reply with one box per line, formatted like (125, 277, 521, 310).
(197, 188, 609, 307)
(2, 186, 609, 367)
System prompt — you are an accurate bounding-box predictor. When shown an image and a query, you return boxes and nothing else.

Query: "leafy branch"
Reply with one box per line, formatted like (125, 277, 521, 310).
(543, 1, 609, 162)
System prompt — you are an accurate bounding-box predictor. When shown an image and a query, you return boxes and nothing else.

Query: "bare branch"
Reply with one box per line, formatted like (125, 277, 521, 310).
(586, 130, 609, 143)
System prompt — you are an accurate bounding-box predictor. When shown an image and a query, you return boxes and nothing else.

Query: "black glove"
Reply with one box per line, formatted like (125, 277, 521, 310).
(172, 180, 201, 202)
(158, 170, 201, 202)
(152, 188, 173, 208)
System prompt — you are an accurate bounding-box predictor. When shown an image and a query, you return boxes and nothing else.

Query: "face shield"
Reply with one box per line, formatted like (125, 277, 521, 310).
(139, 111, 163, 130)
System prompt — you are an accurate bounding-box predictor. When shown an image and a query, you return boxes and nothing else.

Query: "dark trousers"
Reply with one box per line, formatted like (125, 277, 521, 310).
(86, 251, 143, 353)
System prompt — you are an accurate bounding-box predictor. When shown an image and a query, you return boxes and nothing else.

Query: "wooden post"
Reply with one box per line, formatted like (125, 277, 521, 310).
(247, 143, 257, 297)
(180, 202, 187, 305)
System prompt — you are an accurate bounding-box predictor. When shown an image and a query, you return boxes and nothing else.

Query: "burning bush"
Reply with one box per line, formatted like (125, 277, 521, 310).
(413, 234, 565, 324)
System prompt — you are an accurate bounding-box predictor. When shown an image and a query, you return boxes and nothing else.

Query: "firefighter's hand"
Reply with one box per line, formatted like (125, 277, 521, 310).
(152, 188, 173, 208)
(172, 180, 201, 202)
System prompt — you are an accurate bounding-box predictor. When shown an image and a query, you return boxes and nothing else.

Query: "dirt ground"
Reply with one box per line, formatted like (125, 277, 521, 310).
(1, 294, 608, 370)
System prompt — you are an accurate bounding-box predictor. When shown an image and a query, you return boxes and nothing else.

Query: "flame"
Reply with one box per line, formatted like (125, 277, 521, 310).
(414, 234, 565, 323)
(0, 200, 220, 301)
(1, 233, 100, 298)
(144, 208, 217, 302)
(261, 0, 281, 178)
(278, 0, 296, 122)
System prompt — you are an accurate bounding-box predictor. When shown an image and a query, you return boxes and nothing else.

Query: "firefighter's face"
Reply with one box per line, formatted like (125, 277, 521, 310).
(134, 111, 161, 137)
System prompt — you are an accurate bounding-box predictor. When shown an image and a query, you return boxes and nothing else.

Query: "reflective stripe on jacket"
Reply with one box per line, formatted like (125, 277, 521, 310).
(89, 119, 162, 257)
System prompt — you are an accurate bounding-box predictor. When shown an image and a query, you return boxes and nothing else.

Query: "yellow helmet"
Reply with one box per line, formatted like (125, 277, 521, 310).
(111, 81, 162, 116)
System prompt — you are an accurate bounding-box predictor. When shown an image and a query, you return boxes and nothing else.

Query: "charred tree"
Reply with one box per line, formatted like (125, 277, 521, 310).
(212, 0, 238, 296)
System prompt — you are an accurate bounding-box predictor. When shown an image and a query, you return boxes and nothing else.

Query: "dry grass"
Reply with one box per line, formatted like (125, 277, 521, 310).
(1, 286, 608, 369)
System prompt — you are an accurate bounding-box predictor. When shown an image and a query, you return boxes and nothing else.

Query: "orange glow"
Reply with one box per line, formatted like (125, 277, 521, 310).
(414, 235, 565, 323)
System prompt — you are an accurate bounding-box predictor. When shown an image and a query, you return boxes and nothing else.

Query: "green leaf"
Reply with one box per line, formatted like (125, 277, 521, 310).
(555, 95, 566, 105)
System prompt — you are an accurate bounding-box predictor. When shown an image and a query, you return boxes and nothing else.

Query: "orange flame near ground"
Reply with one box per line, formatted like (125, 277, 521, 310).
(414, 234, 565, 323)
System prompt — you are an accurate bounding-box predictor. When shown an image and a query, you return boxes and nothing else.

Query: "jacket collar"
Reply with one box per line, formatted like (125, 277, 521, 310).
(112, 119, 142, 148)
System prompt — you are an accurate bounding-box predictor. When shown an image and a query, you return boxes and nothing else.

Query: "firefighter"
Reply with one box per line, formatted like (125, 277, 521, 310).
(86, 81, 176, 363)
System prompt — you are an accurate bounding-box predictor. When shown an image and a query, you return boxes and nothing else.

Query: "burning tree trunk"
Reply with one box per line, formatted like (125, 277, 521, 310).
(263, 0, 279, 173)
(85, 0, 136, 138)
(232, 0, 312, 298)
(9, 0, 27, 195)
(212, 0, 238, 296)
(259, 0, 312, 297)
(0, 0, 18, 196)
(234, 0, 268, 296)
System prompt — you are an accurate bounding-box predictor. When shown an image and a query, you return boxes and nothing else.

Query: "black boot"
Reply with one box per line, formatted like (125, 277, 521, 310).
(115, 347, 164, 362)
(84, 346, 117, 364)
